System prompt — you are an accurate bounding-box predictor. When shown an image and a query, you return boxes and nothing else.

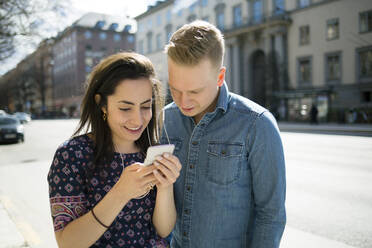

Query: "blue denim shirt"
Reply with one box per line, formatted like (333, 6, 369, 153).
(161, 83, 286, 248)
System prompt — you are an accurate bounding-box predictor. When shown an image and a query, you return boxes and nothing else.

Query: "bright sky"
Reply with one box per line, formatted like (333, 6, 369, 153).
(70, 0, 155, 19)
(0, 0, 156, 75)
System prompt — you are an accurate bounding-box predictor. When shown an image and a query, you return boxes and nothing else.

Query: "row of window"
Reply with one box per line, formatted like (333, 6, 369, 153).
(138, 0, 209, 32)
(84, 30, 134, 43)
(299, 10, 372, 46)
(297, 47, 372, 85)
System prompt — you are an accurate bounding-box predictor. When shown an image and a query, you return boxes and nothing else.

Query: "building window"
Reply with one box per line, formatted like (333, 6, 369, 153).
(252, 0, 263, 23)
(359, 10, 372, 33)
(326, 18, 339, 40)
(188, 14, 197, 23)
(177, 9, 182, 17)
(127, 35, 134, 43)
(99, 32, 107, 40)
(148, 19, 152, 29)
(189, 2, 197, 12)
(166, 10, 171, 23)
(215, 3, 226, 31)
(297, 0, 310, 8)
(362, 91, 371, 103)
(200, 0, 208, 7)
(157, 14, 162, 25)
(325, 52, 341, 83)
(95, 21, 105, 29)
(233, 4, 242, 27)
(274, 0, 285, 14)
(147, 32, 153, 53)
(297, 56, 312, 85)
(156, 33, 162, 51)
(113, 33, 121, 42)
(138, 23, 144, 32)
(85, 57, 93, 67)
(84, 30, 92, 39)
(165, 24, 172, 42)
(299, 25, 310, 45)
(138, 40, 144, 54)
(357, 46, 372, 79)
(217, 12, 225, 30)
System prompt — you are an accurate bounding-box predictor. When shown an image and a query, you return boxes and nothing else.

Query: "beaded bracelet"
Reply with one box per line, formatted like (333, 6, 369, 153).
(91, 208, 109, 229)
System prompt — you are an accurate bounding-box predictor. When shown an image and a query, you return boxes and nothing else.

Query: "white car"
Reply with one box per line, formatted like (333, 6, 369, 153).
(13, 112, 31, 124)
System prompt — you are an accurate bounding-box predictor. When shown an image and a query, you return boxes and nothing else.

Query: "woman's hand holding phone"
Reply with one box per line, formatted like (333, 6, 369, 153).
(152, 153, 182, 190)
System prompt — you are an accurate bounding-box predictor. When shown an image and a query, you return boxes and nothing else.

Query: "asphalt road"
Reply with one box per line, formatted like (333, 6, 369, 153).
(0, 119, 371, 248)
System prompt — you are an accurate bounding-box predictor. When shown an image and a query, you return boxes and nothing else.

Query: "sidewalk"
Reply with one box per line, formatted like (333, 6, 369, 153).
(0, 202, 28, 248)
(278, 122, 372, 136)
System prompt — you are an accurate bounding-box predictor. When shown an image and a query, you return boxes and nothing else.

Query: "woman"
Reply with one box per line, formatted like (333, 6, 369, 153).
(47, 52, 181, 248)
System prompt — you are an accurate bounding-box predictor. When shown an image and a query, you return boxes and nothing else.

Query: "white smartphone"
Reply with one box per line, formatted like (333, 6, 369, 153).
(142, 144, 175, 166)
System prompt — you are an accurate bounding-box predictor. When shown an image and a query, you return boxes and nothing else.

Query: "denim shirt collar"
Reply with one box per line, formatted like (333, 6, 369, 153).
(215, 81, 229, 114)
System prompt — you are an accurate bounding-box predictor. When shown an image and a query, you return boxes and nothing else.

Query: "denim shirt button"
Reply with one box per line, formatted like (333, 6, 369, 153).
(187, 186, 191, 191)
(189, 164, 194, 169)
(221, 150, 226, 155)
(183, 232, 187, 236)
(192, 141, 198, 145)
(184, 209, 189, 214)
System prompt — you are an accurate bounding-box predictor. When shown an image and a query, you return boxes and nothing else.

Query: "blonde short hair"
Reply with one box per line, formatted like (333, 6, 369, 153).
(165, 20, 225, 69)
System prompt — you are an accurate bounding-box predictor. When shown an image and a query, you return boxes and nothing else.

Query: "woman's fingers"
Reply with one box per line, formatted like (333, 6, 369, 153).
(154, 161, 178, 184)
(153, 169, 168, 185)
(161, 153, 182, 171)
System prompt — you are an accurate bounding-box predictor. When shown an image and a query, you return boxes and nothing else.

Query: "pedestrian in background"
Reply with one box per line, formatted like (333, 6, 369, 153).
(310, 104, 318, 124)
(47, 52, 181, 248)
(161, 21, 286, 248)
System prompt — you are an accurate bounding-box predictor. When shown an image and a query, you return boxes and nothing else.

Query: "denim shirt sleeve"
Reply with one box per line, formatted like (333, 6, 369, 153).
(247, 111, 286, 248)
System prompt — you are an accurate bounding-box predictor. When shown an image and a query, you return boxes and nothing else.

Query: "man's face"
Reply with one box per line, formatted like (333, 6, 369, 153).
(167, 57, 225, 123)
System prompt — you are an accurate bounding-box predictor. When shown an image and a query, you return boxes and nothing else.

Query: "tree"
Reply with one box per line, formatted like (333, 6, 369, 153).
(0, 0, 69, 62)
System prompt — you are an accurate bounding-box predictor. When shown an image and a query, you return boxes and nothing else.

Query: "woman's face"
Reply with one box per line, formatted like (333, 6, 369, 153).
(104, 78, 153, 149)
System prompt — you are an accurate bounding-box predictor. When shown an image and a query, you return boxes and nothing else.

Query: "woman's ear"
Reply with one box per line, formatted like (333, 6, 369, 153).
(94, 94, 101, 105)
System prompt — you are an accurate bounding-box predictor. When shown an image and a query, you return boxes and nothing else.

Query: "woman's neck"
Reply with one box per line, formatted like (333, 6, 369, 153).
(113, 139, 139, 154)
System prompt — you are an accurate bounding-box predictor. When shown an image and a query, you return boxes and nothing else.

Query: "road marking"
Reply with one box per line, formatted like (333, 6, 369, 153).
(0, 195, 41, 246)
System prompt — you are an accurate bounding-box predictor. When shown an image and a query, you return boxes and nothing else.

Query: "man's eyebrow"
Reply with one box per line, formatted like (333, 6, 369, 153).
(118, 99, 152, 105)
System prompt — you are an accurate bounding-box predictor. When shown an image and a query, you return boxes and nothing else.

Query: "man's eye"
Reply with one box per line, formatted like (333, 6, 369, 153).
(119, 108, 130, 111)
(142, 106, 151, 110)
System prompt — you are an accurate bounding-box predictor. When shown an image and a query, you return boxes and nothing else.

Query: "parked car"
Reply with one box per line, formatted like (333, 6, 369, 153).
(0, 110, 7, 116)
(0, 116, 24, 143)
(13, 112, 31, 123)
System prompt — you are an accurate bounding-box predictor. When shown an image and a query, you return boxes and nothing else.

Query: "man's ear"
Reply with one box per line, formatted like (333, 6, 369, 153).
(217, 67, 226, 87)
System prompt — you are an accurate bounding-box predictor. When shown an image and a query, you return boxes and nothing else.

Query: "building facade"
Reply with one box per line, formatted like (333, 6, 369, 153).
(135, 0, 372, 123)
(52, 12, 135, 116)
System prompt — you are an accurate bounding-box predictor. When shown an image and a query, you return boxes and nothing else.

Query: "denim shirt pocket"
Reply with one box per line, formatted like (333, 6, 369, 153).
(206, 141, 244, 185)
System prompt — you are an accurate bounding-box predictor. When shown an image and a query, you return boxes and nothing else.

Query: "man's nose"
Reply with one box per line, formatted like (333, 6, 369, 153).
(180, 93, 191, 107)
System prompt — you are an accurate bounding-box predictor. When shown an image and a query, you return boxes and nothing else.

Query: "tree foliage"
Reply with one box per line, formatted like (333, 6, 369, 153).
(0, 0, 69, 62)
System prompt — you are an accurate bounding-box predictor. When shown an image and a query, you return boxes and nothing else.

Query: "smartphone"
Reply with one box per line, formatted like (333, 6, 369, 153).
(142, 144, 175, 166)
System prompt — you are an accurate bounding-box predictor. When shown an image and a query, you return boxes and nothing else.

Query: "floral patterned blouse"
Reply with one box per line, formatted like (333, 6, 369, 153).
(47, 134, 168, 248)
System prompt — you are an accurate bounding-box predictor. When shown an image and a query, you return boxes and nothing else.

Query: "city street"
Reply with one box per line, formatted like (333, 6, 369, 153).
(0, 119, 371, 248)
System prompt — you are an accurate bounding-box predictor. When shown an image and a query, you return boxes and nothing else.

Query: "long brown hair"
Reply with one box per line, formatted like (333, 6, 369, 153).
(73, 52, 164, 174)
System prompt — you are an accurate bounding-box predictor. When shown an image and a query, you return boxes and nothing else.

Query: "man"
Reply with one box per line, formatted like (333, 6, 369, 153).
(161, 21, 286, 248)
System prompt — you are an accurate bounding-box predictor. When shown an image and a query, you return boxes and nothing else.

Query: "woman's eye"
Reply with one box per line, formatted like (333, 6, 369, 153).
(142, 106, 151, 110)
(119, 108, 130, 111)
